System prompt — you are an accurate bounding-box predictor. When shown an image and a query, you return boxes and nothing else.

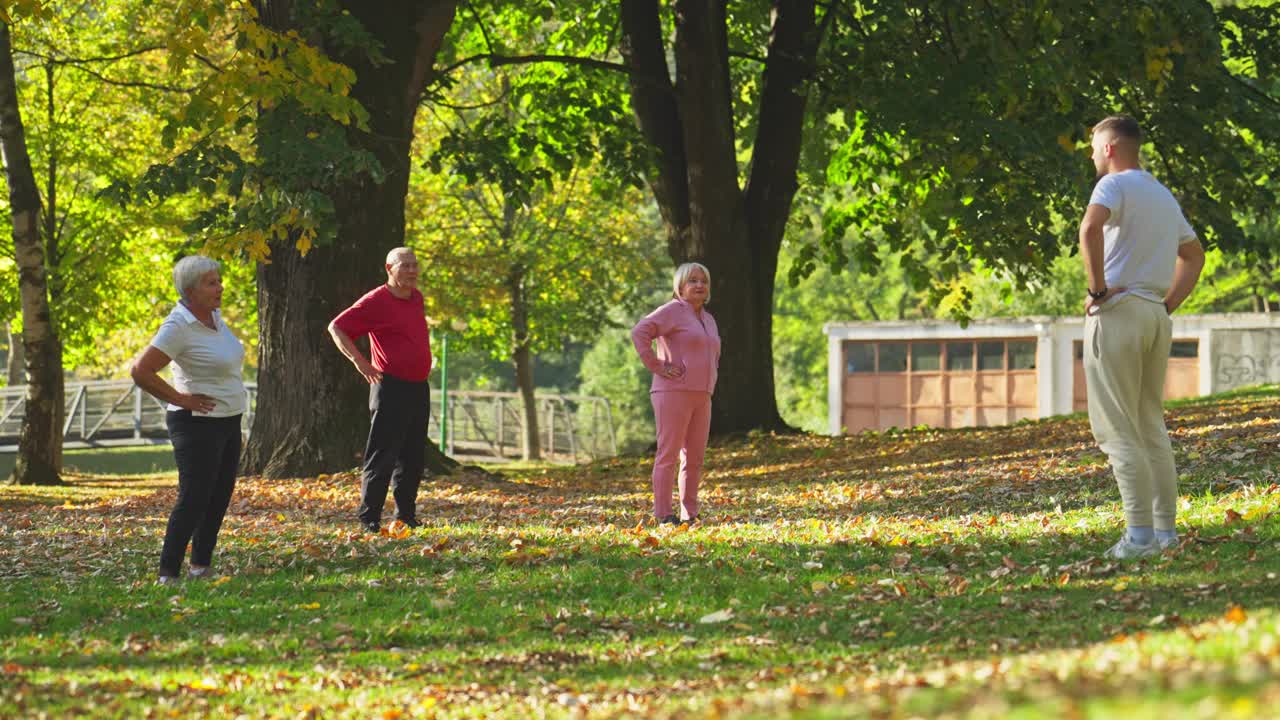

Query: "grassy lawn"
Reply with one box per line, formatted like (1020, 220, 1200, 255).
(1, 387, 1278, 718)
(0, 444, 176, 479)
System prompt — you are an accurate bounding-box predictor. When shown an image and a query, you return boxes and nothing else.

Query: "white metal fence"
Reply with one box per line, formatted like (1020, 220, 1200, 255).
(0, 381, 616, 463)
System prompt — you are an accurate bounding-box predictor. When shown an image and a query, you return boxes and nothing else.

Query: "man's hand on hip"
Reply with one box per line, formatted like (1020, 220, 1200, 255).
(355, 358, 383, 385)
(1084, 286, 1126, 316)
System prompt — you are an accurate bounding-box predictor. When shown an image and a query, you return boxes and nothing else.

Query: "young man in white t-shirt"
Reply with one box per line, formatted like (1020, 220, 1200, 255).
(1078, 115, 1206, 560)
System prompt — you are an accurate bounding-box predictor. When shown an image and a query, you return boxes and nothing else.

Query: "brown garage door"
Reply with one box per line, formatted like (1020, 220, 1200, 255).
(1072, 339, 1200, 412)
(842, 339, 1038, 433)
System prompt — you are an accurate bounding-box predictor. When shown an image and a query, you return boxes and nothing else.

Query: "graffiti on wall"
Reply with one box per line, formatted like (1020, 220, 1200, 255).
(1212, 330, 1280, 392)
(1216, 354, 1280, 386)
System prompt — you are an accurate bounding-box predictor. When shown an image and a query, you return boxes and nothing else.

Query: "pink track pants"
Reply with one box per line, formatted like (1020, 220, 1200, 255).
(650, 391, 711, 520)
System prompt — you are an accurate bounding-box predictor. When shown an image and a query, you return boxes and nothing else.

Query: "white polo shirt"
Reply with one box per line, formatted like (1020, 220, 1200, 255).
(1089, 169, 1198, 307)
(149, 302, 247, 417)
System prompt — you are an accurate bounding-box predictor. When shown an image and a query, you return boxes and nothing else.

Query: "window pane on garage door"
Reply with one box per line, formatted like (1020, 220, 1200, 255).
(978, 342, 1005, 370)
(845, 343, 875, 373)
(947, 342, 974, 370)
(879, 343, 908, 372)
(1009, 341, 1036, 370)
(912, 342, 941, 371)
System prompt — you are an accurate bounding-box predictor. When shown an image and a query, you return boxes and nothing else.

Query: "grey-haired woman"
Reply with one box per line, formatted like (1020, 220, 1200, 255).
(131, 255, 246, 584)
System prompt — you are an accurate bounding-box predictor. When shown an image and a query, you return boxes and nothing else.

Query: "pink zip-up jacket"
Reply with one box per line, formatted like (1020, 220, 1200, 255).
(631, 298, 721, 394)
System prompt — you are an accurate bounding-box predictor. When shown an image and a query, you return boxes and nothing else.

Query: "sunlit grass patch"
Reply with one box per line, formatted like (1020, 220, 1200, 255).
(1, 388, 1278, 718)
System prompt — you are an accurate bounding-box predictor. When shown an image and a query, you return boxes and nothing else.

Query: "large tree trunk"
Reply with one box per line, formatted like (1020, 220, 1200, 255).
(242, 1, 459, 477)
(5, 322, 24, 386)
(0, 22, 63, 485)
(507, 265, 541, 460)
(621, 0, 820, 436)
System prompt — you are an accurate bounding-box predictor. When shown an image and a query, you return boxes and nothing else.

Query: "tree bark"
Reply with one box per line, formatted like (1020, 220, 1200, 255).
(507, 264, 541, 460)
(621, 1, 821, 436)
(242, 1, 459, 477)
(0, 22, 63, 485)
(5, 322, 24, 386)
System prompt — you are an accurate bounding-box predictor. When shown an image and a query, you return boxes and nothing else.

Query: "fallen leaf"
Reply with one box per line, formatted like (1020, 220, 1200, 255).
(699, 608, 734, 624)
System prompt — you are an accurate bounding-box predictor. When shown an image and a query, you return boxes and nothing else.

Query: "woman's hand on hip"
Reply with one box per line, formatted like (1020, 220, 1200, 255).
(178, 393, 218, 414)
(659, 362, 685, 380)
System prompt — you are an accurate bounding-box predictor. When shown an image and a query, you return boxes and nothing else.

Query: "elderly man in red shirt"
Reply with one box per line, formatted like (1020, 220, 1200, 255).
(328, 247, 433, 533)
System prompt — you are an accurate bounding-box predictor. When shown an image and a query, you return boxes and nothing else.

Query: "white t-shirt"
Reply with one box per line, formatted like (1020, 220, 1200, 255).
(149, 303, 247, 417)
(1088, 169, 1197, 307)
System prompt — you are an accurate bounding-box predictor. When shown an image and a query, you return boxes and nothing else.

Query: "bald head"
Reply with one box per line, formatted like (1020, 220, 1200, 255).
(386, 247, 415, 266)
(384, 247, 420, 295)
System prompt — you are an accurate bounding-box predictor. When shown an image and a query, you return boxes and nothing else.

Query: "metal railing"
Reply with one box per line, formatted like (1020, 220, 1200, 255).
(429, 390, 617, 462)
(0, 379, 256, 451)
(0, 381, 616, 463)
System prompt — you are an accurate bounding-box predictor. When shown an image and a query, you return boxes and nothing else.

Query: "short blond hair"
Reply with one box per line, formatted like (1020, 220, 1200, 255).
(672, 262, 711, 302)
(1093, 115, 1142, 144)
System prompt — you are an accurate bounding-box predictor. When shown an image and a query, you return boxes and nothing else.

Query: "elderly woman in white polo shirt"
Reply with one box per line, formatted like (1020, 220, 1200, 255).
(131, 255, 246, 584)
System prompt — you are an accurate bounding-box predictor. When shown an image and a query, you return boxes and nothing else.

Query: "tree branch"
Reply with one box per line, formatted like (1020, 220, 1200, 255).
(437, 52, 666, 88)
(744, 0, 822, 255)
(57, 63, 194, 93)
(1225, 68, 1280, 109)
(620, 0, 690, 243)
(465, 0, 498, 56)
(13, 45, 166, 65)
(729, 49, 767, 64)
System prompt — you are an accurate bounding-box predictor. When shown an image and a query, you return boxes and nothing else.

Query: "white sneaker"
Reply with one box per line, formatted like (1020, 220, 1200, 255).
(1156, 535, 1179, 551)
(1103, 536, 1159, 560)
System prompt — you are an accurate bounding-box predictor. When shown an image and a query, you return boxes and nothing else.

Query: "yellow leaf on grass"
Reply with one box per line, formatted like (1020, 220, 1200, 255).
(189, 676, 219, 691)
(299, 602, 321, 610)
(1225, 605, 1247, 624)
(276, 513, 286, 521)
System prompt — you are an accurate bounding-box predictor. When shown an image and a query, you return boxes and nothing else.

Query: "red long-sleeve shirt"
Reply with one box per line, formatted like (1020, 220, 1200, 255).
(331, 286, 433, 382)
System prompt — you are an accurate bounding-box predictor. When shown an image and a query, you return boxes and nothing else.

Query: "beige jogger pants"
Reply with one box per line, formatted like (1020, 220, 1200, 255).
(1083, 295, 1177, 530)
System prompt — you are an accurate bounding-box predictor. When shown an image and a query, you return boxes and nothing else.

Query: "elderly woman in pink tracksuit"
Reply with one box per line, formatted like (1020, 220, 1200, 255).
(631, 262, 721, 525)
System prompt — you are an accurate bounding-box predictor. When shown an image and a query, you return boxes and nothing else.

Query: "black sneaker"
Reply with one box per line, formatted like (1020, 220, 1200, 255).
(361, 520, 381, 534)
(397, 517, 422, 529)
(659, 515, 679, 525)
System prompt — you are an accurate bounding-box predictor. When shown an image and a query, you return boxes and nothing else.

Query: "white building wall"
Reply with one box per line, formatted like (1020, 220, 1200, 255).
(823, 312, 1280, 435)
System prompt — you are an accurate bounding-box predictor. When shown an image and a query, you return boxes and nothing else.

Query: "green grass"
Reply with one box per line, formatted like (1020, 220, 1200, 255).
(0, 444, 176, 479)
(1, 388, 1278, 718)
